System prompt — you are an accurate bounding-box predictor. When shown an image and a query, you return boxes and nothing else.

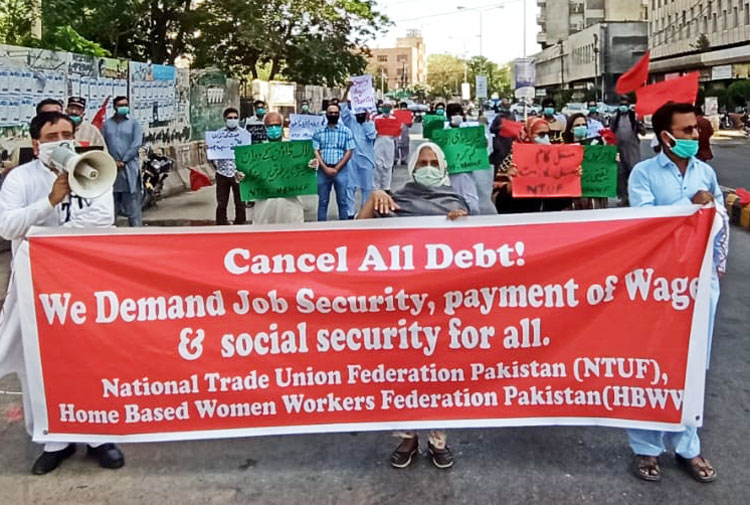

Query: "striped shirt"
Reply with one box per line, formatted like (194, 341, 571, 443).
(312, 124, 355, 166)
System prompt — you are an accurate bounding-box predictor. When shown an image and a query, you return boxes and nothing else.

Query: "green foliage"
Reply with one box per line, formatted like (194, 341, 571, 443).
(44, 26, 111, 56)
(0, 0, 34, 46)
(466, 56, 512, 99)
(693, 34, 710, 52)
(427, 54, 465, 99)
(728, 80, 750, 107)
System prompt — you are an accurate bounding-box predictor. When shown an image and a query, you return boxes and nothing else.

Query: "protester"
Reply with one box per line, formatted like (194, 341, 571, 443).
(299, 99, 313, 114)
(66, 97, 107, 149)
(35, 98, 63, 114)
(489, 103, 514, 169)
(211, 107, 248, 225)
(376, 99, 384, 115)
(433, 102, 446, 117)
(102, 96, 143, 226)
(312, 103, 354, 220)
(586, 101, 605, 137)
(247, 100, 267, 125)
(0, 112, 124, 475)
(341, 84, 377, 217)
(372, 102, 398, 191)
(696, 106, 715, 162)
(611, 96, 643, 206)
(238, 111, 318, 225)
(627, 101, 727, 484)
(395, 102, 411, 166)
(494, 117, 573, 213)
(541, 98, 566, 141)
(563, 113, 608, 209)
(443, 103, 481, 215)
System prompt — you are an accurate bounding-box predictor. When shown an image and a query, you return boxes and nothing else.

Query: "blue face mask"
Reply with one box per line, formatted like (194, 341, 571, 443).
(573, 125, 587, 139)
(665, 132, 699, 159)
(544, 107, 555, 116)
(619, 105, 629, 113)
(256, 108, 266, 117)
(116, 106, 129, 116)
(266, 125, 282, 140)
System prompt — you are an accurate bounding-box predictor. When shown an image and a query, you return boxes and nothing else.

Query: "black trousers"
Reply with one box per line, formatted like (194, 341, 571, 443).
(215, 173, 246, 225)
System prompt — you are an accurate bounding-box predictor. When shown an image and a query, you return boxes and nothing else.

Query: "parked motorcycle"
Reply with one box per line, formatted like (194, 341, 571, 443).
(141, 147, 174, 210)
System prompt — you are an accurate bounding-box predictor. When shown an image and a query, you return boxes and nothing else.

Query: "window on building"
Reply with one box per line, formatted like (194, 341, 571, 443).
(713, 12, 717, 31)
(735, 6, 739, 26)
(397, 55, 408, 62)
(746, 4, 750, 24)
(722, 9, 727, 29)
(377, 55, 388, 62)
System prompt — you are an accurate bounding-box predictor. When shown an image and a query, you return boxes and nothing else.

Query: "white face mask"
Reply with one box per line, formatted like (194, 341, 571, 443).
(450, 115, 463, 127)
(226, 118, 239, 129)
(413, 165, 445, 187)
(533, 135, 551, 145)
(38, 139, 75, 169)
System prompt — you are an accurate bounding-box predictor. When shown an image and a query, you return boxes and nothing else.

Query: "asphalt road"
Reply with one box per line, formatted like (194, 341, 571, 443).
(0, 134, 749, 504)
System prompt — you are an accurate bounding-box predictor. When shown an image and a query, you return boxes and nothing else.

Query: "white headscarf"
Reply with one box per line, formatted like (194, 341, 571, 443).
(407, 142, 450, 186)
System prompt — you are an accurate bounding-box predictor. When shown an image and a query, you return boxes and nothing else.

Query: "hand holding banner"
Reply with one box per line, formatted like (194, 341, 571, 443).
(581, 145, 618, 198)
(512, 144, 583, 197)
(205, 129, 251, 160)
(289, 114, 326, 140)
(349, 75, 376, 113)
(431, 126, 490, 174)
(235, 141, 317, 201)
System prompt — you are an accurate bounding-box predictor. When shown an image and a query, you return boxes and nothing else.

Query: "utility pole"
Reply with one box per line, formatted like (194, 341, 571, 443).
(593, 32, 599, 102)
(31, 0, 42, 39)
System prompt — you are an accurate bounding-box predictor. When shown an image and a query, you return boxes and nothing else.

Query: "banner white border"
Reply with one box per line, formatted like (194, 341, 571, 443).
(14, 205, 718, 443)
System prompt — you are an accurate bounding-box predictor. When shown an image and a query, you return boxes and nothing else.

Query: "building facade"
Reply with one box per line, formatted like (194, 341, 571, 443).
(537, 0, 647, 48)
(367, 30, 427, 92)
(647, 0, 750, 87)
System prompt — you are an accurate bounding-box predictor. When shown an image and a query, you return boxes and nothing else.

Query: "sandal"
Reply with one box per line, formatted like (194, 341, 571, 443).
(632, 455, 661, 482)
(676, 454, 717, 483)
(391, 436, 418, 469)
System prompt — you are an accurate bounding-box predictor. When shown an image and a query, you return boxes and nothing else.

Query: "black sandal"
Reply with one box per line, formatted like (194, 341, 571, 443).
(390, 436, 418, 469)
(676, 454, 717, 483)
(632, 455, 661, 482)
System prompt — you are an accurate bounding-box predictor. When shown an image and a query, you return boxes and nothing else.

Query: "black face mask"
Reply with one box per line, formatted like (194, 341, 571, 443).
(327, 114, 339, 125)
(355, 114, 366, 124)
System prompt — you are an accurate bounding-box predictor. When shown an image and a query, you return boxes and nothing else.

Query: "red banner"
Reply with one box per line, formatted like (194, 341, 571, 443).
(16, 207, 716, 443)
(512, 144, 584, 197)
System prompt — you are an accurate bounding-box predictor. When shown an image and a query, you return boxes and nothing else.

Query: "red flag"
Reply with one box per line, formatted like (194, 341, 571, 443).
(616, 51, 650, 95)
(189, 167, 213, 191)
(92, 96, 110, 130)
(598, 128, 618, 145)
(635, 72, 699, 117)
(499, 119, 524, 138)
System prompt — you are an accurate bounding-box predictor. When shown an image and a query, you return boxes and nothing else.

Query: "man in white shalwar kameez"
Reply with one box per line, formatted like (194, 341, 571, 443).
(0, 111, 125, 475)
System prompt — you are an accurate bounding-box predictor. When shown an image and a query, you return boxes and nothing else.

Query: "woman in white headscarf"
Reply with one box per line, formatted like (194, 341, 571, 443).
(357, 142, 469, 220)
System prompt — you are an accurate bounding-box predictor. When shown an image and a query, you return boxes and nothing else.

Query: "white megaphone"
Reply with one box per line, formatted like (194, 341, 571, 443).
(49, 144, 117, 199)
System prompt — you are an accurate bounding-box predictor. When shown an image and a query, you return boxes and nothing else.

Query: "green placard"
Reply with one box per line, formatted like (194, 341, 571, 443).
(422, 114, 445, 139)
(581, 145, 618, 198)
(431, 126, 491, 174)
(235, 141, 318, 201)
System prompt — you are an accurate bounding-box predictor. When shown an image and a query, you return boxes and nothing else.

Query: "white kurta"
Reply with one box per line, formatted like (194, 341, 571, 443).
(0, 159, 114, 436)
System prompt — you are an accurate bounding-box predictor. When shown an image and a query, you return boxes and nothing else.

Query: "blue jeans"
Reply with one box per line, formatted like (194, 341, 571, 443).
(317, 166, 350, 221)
(114, 191, 142, 227)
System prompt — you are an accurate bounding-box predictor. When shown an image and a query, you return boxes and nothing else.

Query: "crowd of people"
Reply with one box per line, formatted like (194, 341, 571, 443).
(0, 88, 728, 482)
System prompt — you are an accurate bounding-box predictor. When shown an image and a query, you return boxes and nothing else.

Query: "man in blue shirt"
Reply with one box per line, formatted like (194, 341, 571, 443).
(102, 96, 143, 226)
(627, 101, 724, 484)
(341, 85, 377, 218)
(312, 103, 355, 220)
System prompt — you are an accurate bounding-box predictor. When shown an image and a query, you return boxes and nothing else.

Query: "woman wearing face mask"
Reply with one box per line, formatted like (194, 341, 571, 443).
(563, 113, 608, 209)
(358, 142, 468, 222)
(358, 143, 465, 470)
(493, 117, 555, 213)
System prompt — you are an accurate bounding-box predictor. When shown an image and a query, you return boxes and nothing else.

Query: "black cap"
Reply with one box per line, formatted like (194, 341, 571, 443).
(67, 96, 86, 108)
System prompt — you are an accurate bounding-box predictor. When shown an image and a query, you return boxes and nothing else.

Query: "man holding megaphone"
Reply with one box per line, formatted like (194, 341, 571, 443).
(0, 112, 124, 475)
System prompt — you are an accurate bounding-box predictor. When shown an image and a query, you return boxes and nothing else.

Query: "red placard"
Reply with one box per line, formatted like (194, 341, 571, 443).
(499, 120, 524, 138)
(375, 117, 403, 137)
(512, 144, 584, 197)
(17, 208, 715, 442)
(393, 110, 414, 127)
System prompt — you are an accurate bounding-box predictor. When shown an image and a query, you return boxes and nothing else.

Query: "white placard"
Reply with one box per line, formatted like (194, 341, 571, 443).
(205, 129, 252, 160)
(350, 74, 376, 113)
(289, 113, 326, 140)
(475, 75, 488, 99)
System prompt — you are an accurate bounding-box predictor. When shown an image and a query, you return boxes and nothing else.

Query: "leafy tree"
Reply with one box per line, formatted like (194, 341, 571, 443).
(427, 53, 466, 99)
(0, 0, 34, 47)
(465, 56, 512, 99)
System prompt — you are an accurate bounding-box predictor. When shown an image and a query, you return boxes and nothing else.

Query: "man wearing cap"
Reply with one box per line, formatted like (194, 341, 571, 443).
(66, 97, 107, 150)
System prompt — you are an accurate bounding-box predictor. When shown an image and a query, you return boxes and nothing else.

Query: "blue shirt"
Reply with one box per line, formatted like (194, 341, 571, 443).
(340, 104, 376, 169)
(586, 117, 604, 138)
(312, 123, 355, 166)
(628, 152, 723, 208)
(102, 116, 143, 193)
